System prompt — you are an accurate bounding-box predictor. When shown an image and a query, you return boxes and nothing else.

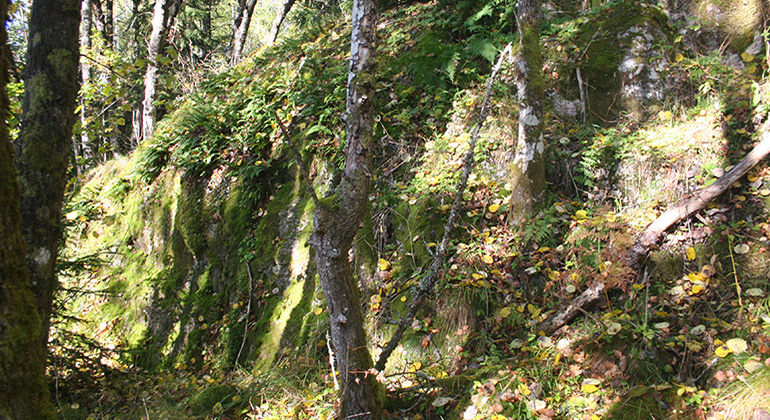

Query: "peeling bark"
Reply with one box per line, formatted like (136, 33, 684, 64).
(308, 0, 382, 417)
(509, 0, 546, 222)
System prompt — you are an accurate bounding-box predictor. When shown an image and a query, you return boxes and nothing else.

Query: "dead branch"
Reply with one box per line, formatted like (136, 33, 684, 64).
(539, 127, 770, 335)
(628, 128, 770, 269)
(374, 43, 512, 372)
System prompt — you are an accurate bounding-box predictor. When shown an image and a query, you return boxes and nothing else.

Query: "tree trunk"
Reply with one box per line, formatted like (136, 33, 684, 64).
(0, 1, 54, 418)
(509, 0, 546, 222)
(14, 0, 81, 346)
(91, 0, 114, 47)
(230, 0, 257, 64)
(308, 0, 382, 417)
(266, 0, 295, 46)
(78, 0, 92, 172)
(141, 0, 181, 141)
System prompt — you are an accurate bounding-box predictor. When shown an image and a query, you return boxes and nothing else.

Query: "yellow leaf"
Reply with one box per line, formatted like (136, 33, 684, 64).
(748, 173, 759, 182)
(313, 307, 323, 316)
(488, 203, 501, 213)
(675, 53, 684, 62)
(741, 52, 754, 62)
(582, 384, 599, 393)
(378, 258, 391, 271)
(400, 296, 407, 302)
(686, 246, 696, 261)
(482, 255, 494, 264)
(575, 210, 587, 220)
(687, 272, 705, 282)
(591, 415, 603, 420)
(689, 285, 704, 295)
(554, 353, 562, 366)
(409, 362, 422, 372)
(715, 345, 733, 358)
(518, 383, 531, 396)
(500, 307, 512, 318)
(472, 272, 484, 280)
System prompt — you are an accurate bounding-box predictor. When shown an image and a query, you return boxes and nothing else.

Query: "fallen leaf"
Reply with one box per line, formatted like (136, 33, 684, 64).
(686, 246, 696, 261)
(745, 360, 763, 373)
(488, 203, 500, 213)
(745, 288, 765, 297)
(518, 383, 531, 396)
(432, 397, 452, 407)
(378, 258, 391, 271)
(726, 338, 748, 354)
(715, 345, 733, 358)
(409, 362, 422, 372)
(526, 399, 546, 411)
(734, 244, 750, 255)
(482, 255, 494, 264)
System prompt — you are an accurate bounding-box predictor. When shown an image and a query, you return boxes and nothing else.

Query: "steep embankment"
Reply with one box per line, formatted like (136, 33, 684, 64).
(56, 1, 770, 419)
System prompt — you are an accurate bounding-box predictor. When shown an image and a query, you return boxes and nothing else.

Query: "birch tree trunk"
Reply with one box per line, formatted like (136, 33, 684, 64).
(141, 0, 181, 141)
(14, 0, 81, 346)
(266, 0, 296, 46)
(78, 0, 92, 172)
(0, 0, 54, 417)
(509, 0, 546, 222)
(230, 0, 257, 64)
(308, 0, 382, 416)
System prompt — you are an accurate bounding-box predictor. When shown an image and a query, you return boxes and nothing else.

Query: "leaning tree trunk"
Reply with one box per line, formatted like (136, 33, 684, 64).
(266, 0, 296, 46)
(509, 0, 546, 221)
(230, 0, 258, 64)
(141, 0, 181, 141)
(14, 0, 81, 347)
(308, 0, 382, 417)
(0, 1, 54, 418)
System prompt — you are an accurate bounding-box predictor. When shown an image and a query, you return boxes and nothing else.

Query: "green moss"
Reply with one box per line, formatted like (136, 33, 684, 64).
(187, 384, 238, 415)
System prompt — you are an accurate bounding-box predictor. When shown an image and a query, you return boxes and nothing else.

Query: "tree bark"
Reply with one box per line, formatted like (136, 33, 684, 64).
(78, 0, 92, 172)
(141, 0, 181, 141)
(230, 0, 258, 64)
(14, 0, 81, 346)
(509, 0, 546, 222)
(0, 1, 54, 417)
(91, 0, 114, 47)
(266, 0, 295, 46)
(308, 0, 382, 417)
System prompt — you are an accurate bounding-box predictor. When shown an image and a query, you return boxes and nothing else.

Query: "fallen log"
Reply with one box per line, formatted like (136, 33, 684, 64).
(628, 129, 770, 269)
(538, 127, 770, 334)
